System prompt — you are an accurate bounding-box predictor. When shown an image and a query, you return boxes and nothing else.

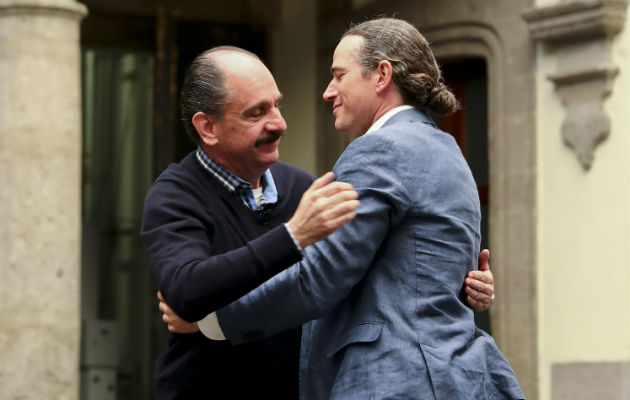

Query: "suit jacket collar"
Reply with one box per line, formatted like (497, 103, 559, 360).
(382, 107, 436, 129)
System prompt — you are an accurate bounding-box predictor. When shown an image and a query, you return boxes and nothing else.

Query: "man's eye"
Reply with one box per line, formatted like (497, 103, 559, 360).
(250, 108, 264, 118)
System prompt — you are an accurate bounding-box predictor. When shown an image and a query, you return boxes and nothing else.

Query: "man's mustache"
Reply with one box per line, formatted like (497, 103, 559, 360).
(254, 131, 284, 147)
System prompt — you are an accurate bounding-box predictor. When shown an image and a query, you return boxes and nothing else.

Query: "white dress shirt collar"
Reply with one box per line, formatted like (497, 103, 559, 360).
(365, 105, 414, 135)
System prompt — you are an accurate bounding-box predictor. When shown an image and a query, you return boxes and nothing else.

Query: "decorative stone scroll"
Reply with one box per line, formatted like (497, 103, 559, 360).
(523, 0, 627, 169)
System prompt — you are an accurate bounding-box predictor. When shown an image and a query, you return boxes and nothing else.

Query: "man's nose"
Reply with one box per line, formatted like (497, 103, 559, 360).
(265, 107, 287, 131)
(323, 81, 336, 102)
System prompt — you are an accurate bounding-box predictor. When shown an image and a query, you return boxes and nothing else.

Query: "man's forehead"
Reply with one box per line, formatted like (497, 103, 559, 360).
(209, 49, 258, 67)
(211, 50, 270, 83)
(224, 71, 282, 111)
(331, 35, 363, 70)
(212, 52, 273, 86)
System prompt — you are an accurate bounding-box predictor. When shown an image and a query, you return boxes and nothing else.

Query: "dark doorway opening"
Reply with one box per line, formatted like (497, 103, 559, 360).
(440, 58, 490, 333)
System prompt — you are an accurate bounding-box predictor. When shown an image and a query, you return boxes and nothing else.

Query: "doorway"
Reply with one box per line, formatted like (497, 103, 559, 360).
(440, 58, 490, 333)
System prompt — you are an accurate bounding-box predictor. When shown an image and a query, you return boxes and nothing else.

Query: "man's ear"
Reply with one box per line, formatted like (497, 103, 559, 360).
(374, 60, 394, 94)
(192, 112, 219, 146)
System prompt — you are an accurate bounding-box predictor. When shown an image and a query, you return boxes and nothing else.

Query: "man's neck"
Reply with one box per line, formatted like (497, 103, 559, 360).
(200, 146, 265, 187)
(371, 103, 403, 126)
(361, 89, 406, 136)
(365, 105, 414, 135)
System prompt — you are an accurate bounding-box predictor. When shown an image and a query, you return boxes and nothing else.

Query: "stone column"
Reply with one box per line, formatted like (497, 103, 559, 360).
(0, 0, 87, 399)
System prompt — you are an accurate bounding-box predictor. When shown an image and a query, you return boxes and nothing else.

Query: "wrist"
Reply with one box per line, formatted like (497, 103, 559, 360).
(284, 222, 305, 252)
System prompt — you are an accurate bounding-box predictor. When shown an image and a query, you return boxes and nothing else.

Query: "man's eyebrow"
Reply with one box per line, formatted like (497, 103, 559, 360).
(331, 66, 340, 74)
(243, 94, 283, 115)
(242, 101, 267, 116)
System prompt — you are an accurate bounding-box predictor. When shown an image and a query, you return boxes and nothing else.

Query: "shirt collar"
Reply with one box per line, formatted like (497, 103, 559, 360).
(195, 147, 277, 211)
(365, 105, 414, 135)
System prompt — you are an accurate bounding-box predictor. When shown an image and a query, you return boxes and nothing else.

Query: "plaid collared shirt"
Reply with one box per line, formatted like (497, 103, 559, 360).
(195, 147, 278, 211)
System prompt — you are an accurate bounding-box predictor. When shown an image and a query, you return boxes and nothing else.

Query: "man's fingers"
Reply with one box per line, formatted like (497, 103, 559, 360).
(465, 282, 493, 313)
(305, 172, 335, 194)
(466, 287, 491, 309)
(159, 296, 173, 310)
(467, 270, 494, 285)
(465, 257, 494, 312)
(157, 291, 164, 301)
(326, 184, 359, 200)
(467, 295, 489, 311)
(159, 300, 173, 315)
(287, 175, 359, 248)
(314, 181, 356, 198)
(329, 202, 360, 223)
(467, 296, 479, 308)
(314, 197, 360, 228)
(316, 186, 359, 214)
(157, 296, 198, 334)
(465, 284, 489, 300)
(322, 210, 358, 232)
(478, 249, 490, 272)
(465, 277, 489, 293)
(324, 192, 361, 213)
(308, 187, 359, 224)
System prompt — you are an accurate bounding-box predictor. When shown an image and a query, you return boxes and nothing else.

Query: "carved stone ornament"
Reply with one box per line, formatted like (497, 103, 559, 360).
(523, 0, 628, 170)
(548, 66, 619, 169)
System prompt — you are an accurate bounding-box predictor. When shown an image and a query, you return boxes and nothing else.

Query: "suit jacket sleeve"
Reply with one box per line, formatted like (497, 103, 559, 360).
(218, 133, 414, 344)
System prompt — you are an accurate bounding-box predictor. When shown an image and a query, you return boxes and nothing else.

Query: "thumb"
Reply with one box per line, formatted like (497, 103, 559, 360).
(478, 249, 490, 271)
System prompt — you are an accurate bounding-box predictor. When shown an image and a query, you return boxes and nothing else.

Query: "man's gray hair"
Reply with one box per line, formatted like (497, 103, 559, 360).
(344, 18, 459, 116)
(179, 46, 261, 144)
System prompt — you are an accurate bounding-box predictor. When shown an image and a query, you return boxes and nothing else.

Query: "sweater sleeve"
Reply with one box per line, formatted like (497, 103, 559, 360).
(140, 176, 303, 322)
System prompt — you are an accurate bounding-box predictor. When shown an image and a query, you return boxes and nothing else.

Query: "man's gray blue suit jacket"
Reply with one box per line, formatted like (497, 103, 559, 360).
(218, 108, 524, 399)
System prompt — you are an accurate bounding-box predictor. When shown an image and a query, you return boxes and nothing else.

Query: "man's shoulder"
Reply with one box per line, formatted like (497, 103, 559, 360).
(154, 150, 212, 186)
(141, 152, 220, 229)
(364, 109, 448, 152)
(334, 111, 442, 177)
(385, 107, 435, 127)
(144, 151, 210, 203)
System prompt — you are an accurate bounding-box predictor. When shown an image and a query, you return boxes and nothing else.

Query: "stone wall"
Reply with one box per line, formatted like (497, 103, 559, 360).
(0, 1, 87, 398)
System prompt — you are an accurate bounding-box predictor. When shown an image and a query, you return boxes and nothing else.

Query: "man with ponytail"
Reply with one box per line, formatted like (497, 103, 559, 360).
(171, 18, 522, 399)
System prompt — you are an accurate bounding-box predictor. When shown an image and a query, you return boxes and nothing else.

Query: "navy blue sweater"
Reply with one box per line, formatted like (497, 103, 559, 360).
(141, 152, 314, 399)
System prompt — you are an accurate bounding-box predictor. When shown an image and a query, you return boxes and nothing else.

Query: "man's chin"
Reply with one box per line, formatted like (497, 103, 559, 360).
(334, 121, 357, 136)
(259, 152, 279, 167)
(256, 143, 280, 159)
